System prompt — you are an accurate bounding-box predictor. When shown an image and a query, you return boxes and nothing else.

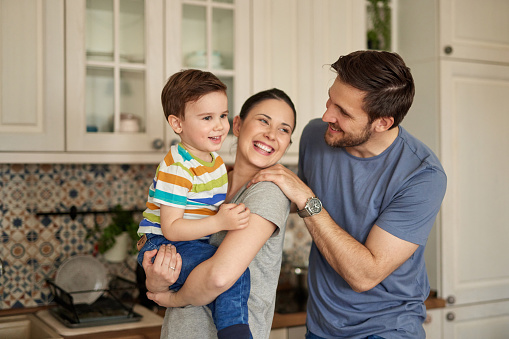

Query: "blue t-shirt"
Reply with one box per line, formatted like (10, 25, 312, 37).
(299, 119, 447, 339)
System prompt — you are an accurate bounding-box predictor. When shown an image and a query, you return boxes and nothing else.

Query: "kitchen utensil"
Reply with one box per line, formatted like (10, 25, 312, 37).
(55, 255, 108, 304)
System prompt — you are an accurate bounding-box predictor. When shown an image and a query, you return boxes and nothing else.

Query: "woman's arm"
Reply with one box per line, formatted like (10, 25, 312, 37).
(147, 213, 276, 307)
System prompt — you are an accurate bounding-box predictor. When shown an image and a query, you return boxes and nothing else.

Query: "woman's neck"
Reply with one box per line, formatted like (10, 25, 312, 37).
(225, 161, 260, 202)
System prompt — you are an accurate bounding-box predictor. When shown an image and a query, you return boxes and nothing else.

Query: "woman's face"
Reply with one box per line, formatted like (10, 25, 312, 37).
(233, 99, 295, 169)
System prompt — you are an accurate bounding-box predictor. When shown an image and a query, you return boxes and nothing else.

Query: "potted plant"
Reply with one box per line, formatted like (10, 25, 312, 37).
(87, 205, 140, 262)
(367, 0, 391, 51)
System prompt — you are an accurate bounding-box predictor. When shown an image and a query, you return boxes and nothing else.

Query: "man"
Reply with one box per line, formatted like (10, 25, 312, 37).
(250, 50, 447, 338)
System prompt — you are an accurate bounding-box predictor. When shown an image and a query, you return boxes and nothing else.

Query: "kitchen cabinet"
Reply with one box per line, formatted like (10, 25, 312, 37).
(0, 0, 65, 152)
(398, 1, 509, 337)
(250, 0, 366, 164)
(423, 308, 442, 339)
(66, 0, 167, 154)
(269, 325, 306, 339)
(165, 0, 251, 164)
(442, 300, 509, 339)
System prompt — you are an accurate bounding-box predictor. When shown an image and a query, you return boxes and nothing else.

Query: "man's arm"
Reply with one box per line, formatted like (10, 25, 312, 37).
(249, 164, 418, 292)
(146, 213, 276, 307)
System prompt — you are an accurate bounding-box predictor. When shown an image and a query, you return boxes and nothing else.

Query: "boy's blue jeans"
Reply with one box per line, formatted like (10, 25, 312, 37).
(137, 233, 250, 332)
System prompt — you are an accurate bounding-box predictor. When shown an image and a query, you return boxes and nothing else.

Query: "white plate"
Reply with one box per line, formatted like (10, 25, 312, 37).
(55, 255, 108, 305)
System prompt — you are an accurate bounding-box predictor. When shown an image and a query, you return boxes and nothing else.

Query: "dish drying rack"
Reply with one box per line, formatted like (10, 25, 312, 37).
(46, 276, 142, 328)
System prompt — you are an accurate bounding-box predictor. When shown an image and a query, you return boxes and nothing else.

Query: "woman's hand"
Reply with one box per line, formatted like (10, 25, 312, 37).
(142, 244, 182, 293)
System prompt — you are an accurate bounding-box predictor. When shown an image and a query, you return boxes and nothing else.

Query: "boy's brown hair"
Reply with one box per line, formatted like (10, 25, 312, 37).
(161, 69, 227, 120)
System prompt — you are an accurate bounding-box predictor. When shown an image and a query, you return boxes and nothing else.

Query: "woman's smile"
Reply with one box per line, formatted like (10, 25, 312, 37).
(253, 141, 274, 154)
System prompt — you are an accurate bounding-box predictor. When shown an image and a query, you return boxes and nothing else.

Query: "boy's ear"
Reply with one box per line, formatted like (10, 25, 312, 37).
(168, 115, 183, 134)
(232, 115, 242, 137)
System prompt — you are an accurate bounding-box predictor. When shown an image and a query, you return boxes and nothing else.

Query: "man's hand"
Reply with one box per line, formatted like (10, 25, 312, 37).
(249, 164, 314, 210)
(142, 244, 182, 293)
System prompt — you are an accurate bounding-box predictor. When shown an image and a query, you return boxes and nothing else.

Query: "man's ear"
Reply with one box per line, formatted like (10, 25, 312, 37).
(374, 116, 394, 132)
(168, 115, 183, 134)
(232, 115, 242, 137)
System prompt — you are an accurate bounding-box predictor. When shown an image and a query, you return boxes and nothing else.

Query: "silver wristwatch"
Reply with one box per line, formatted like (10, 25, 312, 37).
(297, 197, 322, 218)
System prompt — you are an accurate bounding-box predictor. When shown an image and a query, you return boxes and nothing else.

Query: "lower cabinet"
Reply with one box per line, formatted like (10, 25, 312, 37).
(442, 300, 509, 339)
(424, 308, 443, 339)
(270, 325, 306, 339)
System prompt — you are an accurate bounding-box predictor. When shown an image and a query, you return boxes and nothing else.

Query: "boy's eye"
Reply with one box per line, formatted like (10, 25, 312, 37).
(220, 113, 228, 119)
(203, 116, 212, 121)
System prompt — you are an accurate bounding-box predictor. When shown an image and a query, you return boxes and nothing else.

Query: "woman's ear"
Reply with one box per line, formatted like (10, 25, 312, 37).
(168, 115, 183, 134)
(232, 115, 242, 137)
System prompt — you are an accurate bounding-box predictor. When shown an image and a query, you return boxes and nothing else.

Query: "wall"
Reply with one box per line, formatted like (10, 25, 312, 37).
(0, 163, 311, 309)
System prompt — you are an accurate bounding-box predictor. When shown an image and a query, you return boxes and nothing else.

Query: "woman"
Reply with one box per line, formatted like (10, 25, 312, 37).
(142, 88, 297, 339)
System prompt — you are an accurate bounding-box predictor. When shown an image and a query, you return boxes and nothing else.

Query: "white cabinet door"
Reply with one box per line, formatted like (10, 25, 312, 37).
(66, 0, 167, 153)
(440, 60, 509, 306)
(269, 328, 287, 339)
(443, 300, 509, 339)
(440, 0, 509, 63)
(0, 0, 64, 151)
(424, 308, 443, 339)
(251, 0, 366, 164)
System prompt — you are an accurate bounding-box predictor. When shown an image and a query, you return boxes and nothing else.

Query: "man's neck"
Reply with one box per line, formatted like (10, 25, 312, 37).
(345, 126, 399, 158)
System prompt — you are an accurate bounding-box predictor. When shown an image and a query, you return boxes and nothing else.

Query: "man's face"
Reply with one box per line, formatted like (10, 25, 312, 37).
(322, 77, 373, 148)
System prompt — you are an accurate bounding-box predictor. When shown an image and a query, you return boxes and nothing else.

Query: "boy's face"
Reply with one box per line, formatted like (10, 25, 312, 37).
(169, 91, 229, 161)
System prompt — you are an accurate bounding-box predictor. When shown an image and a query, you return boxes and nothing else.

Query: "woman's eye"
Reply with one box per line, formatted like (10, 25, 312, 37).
(259, 118, 268, 124)
(280, 128, 290, 134)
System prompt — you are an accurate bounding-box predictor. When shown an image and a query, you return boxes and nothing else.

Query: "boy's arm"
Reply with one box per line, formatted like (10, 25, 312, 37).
(160, 203, 250, 241)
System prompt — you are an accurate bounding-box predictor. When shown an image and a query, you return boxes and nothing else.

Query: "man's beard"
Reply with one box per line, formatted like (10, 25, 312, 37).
(324, 123, 372, 148)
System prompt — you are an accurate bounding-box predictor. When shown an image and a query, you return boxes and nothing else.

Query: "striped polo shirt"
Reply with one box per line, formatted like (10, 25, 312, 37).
(138, 143, 228, 239)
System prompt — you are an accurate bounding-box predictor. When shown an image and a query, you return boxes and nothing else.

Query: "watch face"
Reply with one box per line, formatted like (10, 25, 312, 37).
(309, 198, 322, 213)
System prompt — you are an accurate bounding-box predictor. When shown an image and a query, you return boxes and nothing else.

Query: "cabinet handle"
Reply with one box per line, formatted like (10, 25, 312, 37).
(446, 312, 455, 321)
(152, 138, 164, 150)
(446, 295, 456, 305)
(444, 45, 453, 55)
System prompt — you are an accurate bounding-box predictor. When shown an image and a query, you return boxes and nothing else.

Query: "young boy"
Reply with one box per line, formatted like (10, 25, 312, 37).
(137, 69, 252, 339)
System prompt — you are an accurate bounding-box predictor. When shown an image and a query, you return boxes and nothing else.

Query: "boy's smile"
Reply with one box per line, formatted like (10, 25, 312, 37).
(170, 91, 229, 162)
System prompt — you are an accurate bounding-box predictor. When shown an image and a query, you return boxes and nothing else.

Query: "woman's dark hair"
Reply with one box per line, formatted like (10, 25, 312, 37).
(161, 69, 226, 120)
(238, 88, 297, 134)
(331, 50, 415, 128)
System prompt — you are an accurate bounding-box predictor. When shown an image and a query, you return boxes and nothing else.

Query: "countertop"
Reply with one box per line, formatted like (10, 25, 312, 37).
(0, 296, 445, 334)
(271, 295, 446, 329)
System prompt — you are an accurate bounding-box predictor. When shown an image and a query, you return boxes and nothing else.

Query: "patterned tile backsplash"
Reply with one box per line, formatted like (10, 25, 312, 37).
(0, 163, 311, 310)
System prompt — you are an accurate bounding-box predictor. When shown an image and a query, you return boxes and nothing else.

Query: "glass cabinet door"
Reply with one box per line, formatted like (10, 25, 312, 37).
(179, 0, 240, 130)
(66, 0, 165, 152)
(85, 0, 146, 133)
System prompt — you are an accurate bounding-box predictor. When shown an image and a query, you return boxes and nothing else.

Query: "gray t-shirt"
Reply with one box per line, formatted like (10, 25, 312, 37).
(160, 181, 290, 339)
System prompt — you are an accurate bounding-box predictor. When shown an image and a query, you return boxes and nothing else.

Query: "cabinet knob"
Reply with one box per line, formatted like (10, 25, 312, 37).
(446, 312, 456, 321)
(152, 138, 164, 150)
(444, 45, 453, 55)
(446, 295, 456, 305)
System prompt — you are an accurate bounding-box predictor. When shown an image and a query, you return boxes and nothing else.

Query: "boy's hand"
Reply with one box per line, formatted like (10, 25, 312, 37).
(216, 203, 250, 231)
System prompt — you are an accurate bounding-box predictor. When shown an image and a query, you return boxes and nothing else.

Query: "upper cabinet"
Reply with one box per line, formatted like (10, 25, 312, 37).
(66, 0, 167, 154)
(398, 0, 509, 64)
(165, 0, 251, 164)
(0, 0, 64, 152)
